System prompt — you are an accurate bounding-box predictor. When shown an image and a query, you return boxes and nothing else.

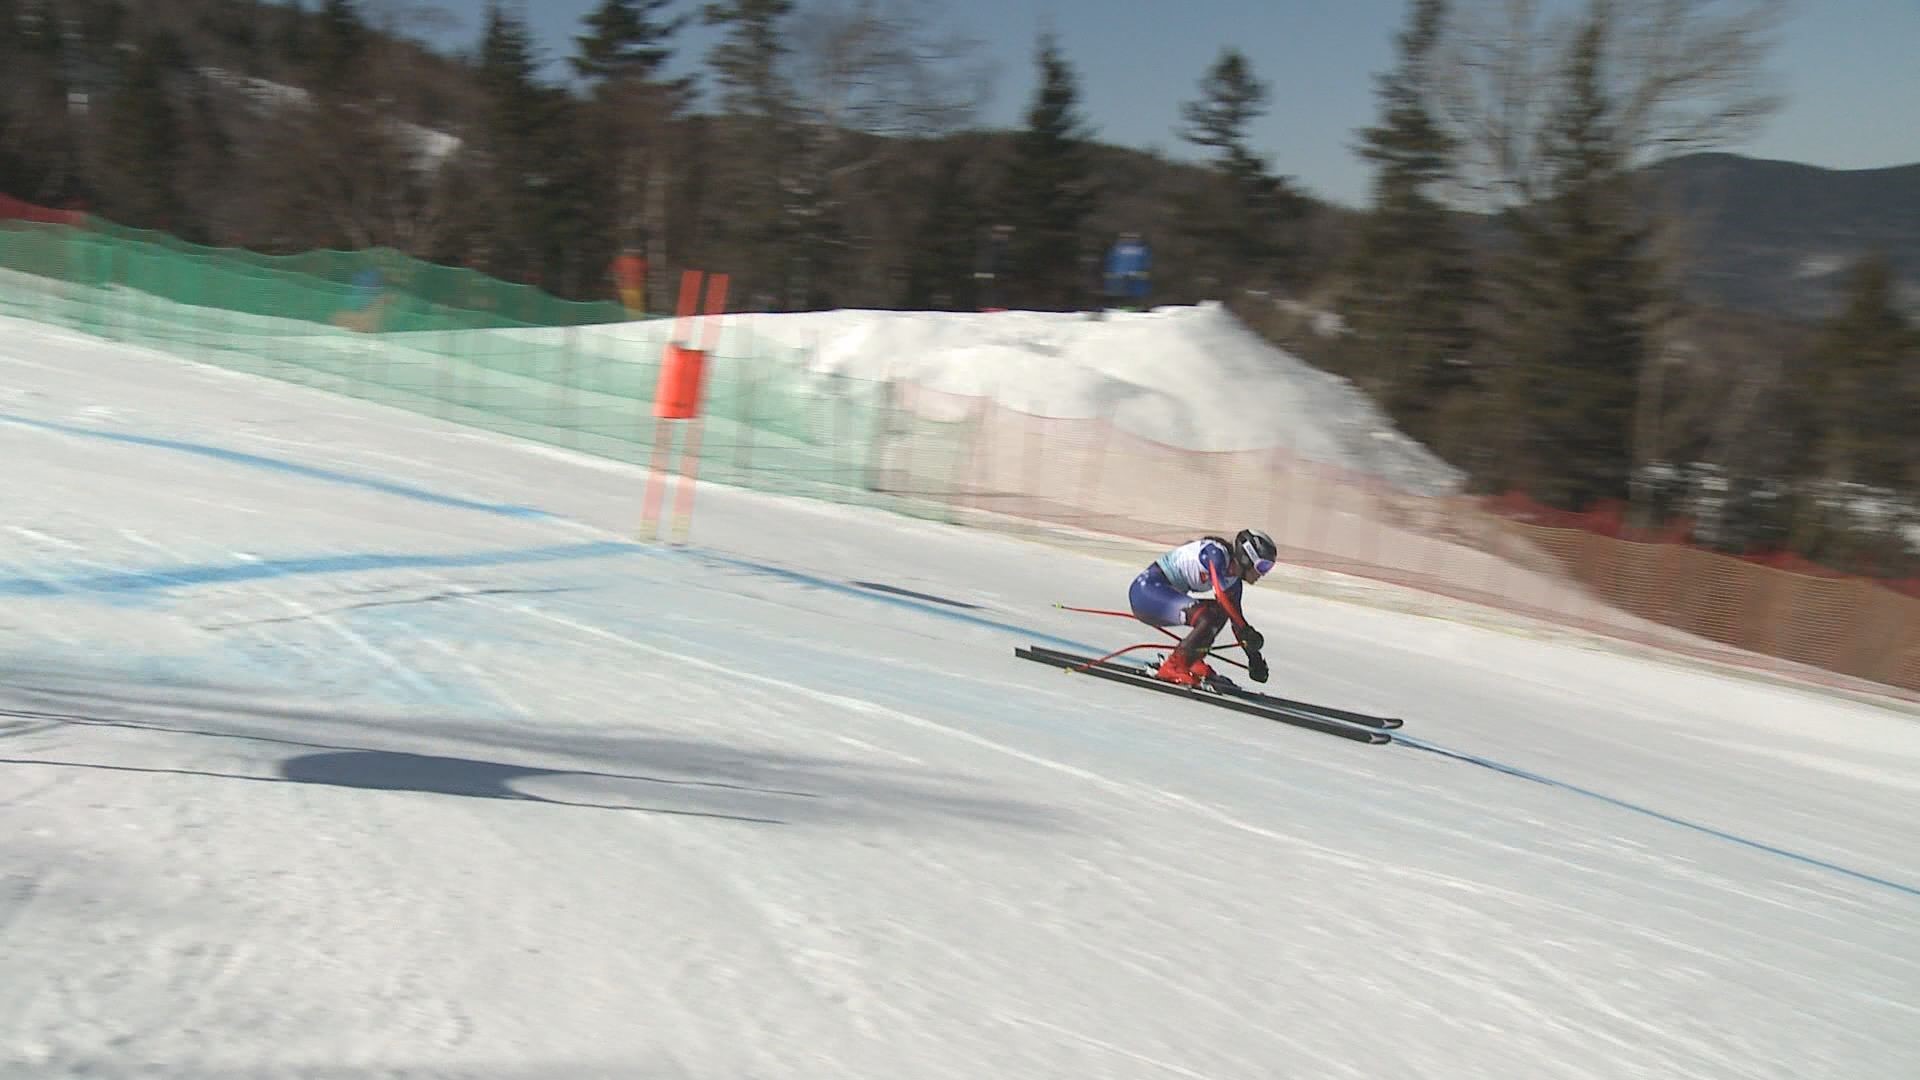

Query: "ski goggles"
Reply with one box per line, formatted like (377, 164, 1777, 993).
(1239, 540, 1274, 577)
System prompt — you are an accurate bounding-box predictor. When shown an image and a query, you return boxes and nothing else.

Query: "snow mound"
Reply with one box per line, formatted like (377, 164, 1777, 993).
(716, 302, 1463, 495)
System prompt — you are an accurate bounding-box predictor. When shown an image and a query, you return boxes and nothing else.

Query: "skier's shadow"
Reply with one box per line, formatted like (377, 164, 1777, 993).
(277, 749, 788, 823)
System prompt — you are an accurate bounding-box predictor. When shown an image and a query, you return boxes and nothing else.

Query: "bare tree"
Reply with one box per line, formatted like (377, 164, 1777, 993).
(1431, 0, 1785, 516)
(788, 0, 994, 146)
(1435, 0, 1784, 210)
(245, 91, 464, 255)
(210, 24, 469, 257)
(776, 0, 996, 304)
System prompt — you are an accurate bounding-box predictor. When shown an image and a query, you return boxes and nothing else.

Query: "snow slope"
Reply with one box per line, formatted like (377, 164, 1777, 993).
(2, 316, 1918, 1078)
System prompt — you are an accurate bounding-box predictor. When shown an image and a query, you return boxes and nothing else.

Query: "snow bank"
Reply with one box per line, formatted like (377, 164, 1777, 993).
(709, 303, 1463, 495)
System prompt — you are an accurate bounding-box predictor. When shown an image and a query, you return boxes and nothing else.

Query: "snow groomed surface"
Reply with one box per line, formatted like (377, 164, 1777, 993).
(3, 315, 1918, 1078)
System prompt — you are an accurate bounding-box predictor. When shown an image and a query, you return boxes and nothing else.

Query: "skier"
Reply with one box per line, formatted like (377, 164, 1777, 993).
(1128, 529, 1277, 687)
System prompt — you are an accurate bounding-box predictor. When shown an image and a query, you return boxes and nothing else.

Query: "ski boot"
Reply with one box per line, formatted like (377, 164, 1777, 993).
(1154, 652, 1204, 687)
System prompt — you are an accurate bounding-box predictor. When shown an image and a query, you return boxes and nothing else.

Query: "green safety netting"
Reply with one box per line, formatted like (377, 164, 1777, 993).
(86, 218, 634, 328)
(0, 219, 969, 522)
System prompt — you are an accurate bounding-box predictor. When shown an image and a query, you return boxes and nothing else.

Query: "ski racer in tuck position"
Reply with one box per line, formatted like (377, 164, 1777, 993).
(1128, 529, 1277, 687)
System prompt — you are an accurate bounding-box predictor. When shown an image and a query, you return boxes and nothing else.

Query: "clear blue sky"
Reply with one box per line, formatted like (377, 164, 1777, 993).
(422, 0, 1920, 208)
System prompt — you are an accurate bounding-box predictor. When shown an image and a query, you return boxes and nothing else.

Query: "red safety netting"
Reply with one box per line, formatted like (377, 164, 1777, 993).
(0, 192, 86, 227)
(877, 384, 1920, 701)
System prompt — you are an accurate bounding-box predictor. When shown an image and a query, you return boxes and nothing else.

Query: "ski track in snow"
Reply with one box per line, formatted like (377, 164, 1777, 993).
(0, 319, 1917, 1078)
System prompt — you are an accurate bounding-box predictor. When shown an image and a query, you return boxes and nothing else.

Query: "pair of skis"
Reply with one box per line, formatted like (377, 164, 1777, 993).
(1016, 604, 1405, 744)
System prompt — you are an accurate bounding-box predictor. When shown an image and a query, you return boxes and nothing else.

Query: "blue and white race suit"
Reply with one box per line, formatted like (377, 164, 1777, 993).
(1128, 537, 1244, 628)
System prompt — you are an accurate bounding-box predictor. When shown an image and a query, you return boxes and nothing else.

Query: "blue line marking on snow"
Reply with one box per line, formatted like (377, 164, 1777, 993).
(0, 412, 551, 518)
(6, 400, 1900, 899)
(1392, 733, 1920, 900)
(0, 541, 643, 598)
(850, 581, 985, 610)
(681, 547, 1101, 656)
(675, 546, 1920, 900)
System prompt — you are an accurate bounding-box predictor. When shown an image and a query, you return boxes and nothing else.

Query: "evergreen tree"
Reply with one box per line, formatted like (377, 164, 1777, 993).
(529, 99, 615, 298)
(998, 32, 1097, 310)
(99, 39, 186, 230)
(1788, 253, 1920, 568)
(0, 0, 79, 204)
(199, 0, 263, 55)
(473, 2, 553, 279)
(704, 0, 793, 120)
(704, 0, 801, 304)
(0, 0, 21, 194)
(1495, 12, 1659, 510)
(277, 0, 309, 68)
(1177, 47, 1305, 293)
(903, 147, 983, 310)
(1340, 0, 1476, 455)
(315, 0, 367, 87)
(1803, 254, 1918, 491)
(573, 0, 685, 85)
(572, 0, 691, 304)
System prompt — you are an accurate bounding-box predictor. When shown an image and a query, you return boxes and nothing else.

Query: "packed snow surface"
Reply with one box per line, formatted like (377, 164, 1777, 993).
(2, 314, 1917, 1078)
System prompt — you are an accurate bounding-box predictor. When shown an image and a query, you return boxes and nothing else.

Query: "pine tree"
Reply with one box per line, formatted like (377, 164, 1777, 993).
(1341, 0, 1476, 455)
(903, 147, 983, 310)
(572, 0, 691, 303)
(315, 0, 367, 87)
(1788, 253, 1920, 569)
(1806, 254, 1917, 490)
(277, 0, 309, 69)
(1495, 12, 1659, 510)
(573, 0, 685, 85)
(0, 0, 23, 194)
(529, 100, 614, 298)
(704, 0, 793, 121)
(99, 39, 186, 230)
(473, 2, 554, 280)
(704, 0, 805, 305)
(998, 32, 1098, 310)
(1177, 47, 1305, 293)
(0, 0, 81, 204)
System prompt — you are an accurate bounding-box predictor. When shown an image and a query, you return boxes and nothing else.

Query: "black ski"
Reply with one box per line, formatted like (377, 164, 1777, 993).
(1020, 644, 1403, 730)
(1207, 681, 1402, 730)
(1015, 645, 1392, 745)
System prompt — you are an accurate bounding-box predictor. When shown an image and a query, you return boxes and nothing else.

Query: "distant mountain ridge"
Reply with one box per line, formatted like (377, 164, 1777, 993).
(1641, 153, 1920, 320)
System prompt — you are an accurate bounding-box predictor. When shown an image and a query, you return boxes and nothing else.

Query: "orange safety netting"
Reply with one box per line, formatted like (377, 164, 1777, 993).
(884, 386, 1920, 701)
(0, 192, 86, 226)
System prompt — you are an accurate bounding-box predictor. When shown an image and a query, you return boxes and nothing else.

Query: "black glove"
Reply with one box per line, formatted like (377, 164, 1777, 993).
(1238, 625, 1264, 653)
(1246, 650, 1270, 684)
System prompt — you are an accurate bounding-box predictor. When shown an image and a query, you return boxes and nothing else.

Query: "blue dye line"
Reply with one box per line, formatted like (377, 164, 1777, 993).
(1390, 734, 1920, 900)
(682, 547, 1101, 656)
(0, 412, 551, 518)
(686, 545, 1920, 902)
(0, 541, 643, 598)
(4, 404, 1907, 901)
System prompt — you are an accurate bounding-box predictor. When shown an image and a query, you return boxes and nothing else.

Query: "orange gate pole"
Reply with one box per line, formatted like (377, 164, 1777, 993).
(669, 274, 729, 544)
(640, 269, 706, 540)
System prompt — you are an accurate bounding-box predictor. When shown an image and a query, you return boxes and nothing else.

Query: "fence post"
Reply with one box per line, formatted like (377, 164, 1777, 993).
(1078, 413, 1113, 529)
(736, 339, 761, 474)
(958, 397, 992, 518)
(553, 324, 576, 444)
(834, 377, 854, 493)
(1304, 462, 1328, 570)
(1264, 447, 1285, 548)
